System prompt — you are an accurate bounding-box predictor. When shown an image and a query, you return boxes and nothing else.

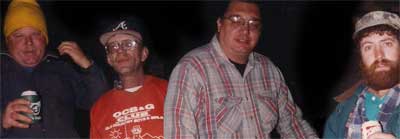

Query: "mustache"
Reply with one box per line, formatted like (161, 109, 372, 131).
(369, 59, 393, 70)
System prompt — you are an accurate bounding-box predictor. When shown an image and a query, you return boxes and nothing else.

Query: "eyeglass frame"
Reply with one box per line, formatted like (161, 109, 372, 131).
(105, 39, 142, 54)
(221, 15, 262, 31)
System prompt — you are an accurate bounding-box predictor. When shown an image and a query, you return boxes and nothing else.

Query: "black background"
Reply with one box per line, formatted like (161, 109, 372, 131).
(1, 0, 398, 137)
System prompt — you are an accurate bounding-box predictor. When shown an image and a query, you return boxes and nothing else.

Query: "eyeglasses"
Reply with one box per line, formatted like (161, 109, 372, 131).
(106, 39, 141, 54)
(222, 15, 262, 31)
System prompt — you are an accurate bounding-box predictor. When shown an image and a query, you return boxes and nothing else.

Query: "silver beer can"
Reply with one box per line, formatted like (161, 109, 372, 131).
(21, 90, 42, 123)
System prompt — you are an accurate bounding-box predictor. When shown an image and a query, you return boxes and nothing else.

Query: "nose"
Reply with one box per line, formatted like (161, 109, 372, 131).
(374, 47, 384, 60)
(25, 36, 33, 46)
(115, 47, 127, 54)
(239, 22, 250, 35)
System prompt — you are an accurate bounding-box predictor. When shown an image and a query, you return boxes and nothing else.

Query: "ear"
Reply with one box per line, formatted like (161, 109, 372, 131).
(217, 18, 222, 33)
(106, 55, 112, 66)
(140, 47, 149, 62)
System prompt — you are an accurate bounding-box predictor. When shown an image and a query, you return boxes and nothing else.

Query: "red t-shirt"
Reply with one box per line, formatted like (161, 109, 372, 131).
(90, 75, 167, 139)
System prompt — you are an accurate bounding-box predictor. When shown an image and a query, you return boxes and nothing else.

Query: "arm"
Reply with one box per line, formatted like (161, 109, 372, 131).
(58, 41, 109, 110)
(386, 106, 400, 138)
(164, 62, 202, 139)
(274, 71, 318, 138)
(323, 107, 340, 138)
(73, 63, 109, 110)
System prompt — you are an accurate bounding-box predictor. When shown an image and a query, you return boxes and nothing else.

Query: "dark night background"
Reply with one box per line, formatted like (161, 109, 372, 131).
(1, 0, 398, 137)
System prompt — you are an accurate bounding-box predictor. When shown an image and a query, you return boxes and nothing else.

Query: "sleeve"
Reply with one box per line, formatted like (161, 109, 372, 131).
(0, 94, 3, 137)
(70, 62, 110, 110)
(0, 84, 7, 138)
(0, 106, 5, 138)
(387, 107, 400, 138)
(274, 70, 318, 139)
(164, 61, 203, 139)
(323, 105, 340, 138)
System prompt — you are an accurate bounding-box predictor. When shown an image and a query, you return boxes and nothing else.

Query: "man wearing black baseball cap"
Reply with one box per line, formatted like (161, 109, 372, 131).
(90, 16, 167, 139)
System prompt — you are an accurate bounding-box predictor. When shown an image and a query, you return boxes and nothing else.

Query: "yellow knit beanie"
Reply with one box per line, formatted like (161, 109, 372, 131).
(4, 0, 48, 44)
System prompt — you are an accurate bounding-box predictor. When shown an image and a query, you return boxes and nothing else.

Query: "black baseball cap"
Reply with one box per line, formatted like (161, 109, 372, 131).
(99, 16, 146, 46)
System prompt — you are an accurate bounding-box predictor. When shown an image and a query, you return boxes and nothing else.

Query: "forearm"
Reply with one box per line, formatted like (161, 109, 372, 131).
(76, 63, 109, 110)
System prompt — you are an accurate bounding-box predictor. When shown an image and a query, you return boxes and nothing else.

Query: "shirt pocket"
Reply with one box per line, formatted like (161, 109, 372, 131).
(255, 91, 278, 132)
(214, 96, 242, 135)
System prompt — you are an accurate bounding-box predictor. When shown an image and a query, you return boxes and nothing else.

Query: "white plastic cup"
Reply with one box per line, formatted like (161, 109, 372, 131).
(361, 121, 382, 139)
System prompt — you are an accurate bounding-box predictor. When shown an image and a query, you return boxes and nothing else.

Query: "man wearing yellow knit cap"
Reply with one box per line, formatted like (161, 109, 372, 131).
(1, 0, 109, 138)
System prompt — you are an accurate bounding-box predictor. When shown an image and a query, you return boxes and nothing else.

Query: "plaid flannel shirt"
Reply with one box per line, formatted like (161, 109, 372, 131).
(346, 86, 400, 138)
(164, 36, 317, 139)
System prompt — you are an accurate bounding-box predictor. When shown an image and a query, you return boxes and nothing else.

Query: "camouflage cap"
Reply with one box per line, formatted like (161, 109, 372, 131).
(353, 11, 400, 38)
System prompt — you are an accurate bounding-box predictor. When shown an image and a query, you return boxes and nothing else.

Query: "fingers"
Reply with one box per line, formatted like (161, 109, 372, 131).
(58, 41, 91, 69)
(58, 41, 79, 56)
(10, 112, 32, 128)
(10, 98, 30, 105)
(11, 102, 33, 114)
(2, 99, 33, 129)
(9, 99, 32, 114)
(368, 132, 395, 139)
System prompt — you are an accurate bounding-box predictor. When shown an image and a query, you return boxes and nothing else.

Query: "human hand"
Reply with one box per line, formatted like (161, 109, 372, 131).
(367, 132, 396, 139)
(2, 99, 33, 129)
(58, 41, 92, 69)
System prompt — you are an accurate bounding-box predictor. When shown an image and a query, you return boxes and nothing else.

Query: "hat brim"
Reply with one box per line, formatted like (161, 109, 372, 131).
(99, 30, 142, 46)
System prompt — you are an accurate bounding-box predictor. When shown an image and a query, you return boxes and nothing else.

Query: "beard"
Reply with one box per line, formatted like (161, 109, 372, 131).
(361, 59, 400, 91)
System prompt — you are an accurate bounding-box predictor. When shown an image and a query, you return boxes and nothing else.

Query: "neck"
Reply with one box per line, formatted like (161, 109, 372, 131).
(221, 46, 249, 64)
(368, 89, 389, 98)
(228, 55, 248, 64)
(119, 70, 145, 89)
(368, 84, 399, 98)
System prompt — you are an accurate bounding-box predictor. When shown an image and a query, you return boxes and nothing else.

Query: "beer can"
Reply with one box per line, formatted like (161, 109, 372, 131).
(21, 90, 42, 124)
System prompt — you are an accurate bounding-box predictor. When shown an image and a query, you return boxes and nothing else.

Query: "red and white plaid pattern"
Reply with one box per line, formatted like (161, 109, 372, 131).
(164, 36, 317, 139)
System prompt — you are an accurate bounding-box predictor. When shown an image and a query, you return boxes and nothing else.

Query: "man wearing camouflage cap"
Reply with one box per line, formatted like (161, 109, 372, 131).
(324, 11, 400, 139)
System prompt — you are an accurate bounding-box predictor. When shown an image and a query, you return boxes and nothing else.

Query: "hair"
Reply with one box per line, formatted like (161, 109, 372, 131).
(219, 0, 262, 18)
(354, 24, 400, 48)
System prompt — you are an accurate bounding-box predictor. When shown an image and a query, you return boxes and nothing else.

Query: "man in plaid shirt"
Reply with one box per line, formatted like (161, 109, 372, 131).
(164, 1, 317, 138)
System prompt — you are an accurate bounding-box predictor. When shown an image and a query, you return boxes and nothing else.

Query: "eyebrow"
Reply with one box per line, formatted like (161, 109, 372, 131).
(226, 13, 261, 20)
(360, 41, 373, 47)
(380, 38, 395, 42)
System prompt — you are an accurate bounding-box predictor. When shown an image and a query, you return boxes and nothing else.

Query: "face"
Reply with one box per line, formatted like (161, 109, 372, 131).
(360, 33, 400, 90)
(6, 27, 46, 68)
(217, 1, 261, 59)
(106, 34, 148, 76)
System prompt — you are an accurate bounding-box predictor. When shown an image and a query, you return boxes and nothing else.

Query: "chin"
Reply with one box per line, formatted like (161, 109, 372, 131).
(233, 47, 252, 55)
